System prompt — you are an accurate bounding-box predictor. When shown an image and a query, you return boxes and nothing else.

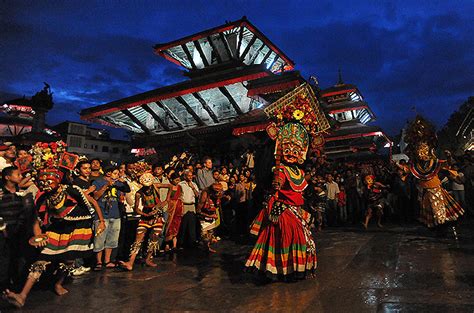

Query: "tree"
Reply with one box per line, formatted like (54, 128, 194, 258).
(438, 97, 474, 155)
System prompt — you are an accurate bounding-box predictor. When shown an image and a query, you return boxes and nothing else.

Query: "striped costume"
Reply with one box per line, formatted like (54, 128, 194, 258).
(245, 165, 316, 279)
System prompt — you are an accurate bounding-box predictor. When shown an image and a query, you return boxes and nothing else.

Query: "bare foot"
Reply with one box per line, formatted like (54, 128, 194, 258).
(54, 284, 69, 296)
(145, 258, 158, 267)
(362, 222, 368, 230)
(2, 289, 25, 308)
(208, 247, 217, 253)
(377, 223, 383, 228)
(118, 260, 133, 271)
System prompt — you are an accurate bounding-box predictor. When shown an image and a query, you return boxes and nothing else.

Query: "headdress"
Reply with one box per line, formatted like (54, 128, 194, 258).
(264, 83, 330, 163)
(30, 141, 78, 181)
(404, 115, 437, 160)
(129, 161, 152, 181)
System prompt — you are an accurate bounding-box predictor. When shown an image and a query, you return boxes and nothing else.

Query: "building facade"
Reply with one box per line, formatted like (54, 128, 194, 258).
(53, 121, 131, 162)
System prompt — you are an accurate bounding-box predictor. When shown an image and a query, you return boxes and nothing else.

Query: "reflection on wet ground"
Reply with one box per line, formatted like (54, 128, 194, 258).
(3, 223, 474, 312)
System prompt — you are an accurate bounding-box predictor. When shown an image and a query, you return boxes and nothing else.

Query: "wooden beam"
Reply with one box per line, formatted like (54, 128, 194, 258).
(219, 32, 233, 59)
(236, 26, 244, 58)
(156, 101, 184, 129)
(218, 86, 243, 115)
(206, 36, 223, 63)
(239, 34, 257, 61)
(121, 109, 152, 135)
(193, 40, 209, 67)
(192, 92, 219, 123)
(176, 96, 206, 126)
(249, 42, 266, 64)
(181, 44, 197, 70)
(142, 103, 170, 131)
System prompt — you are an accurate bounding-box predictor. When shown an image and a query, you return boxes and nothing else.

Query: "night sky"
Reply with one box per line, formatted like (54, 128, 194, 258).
(1, 1, 473, 138)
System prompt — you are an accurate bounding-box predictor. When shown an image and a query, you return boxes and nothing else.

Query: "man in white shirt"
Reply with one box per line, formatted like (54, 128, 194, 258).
(325, 174, 340, 226)
(178, 170, 200, 247)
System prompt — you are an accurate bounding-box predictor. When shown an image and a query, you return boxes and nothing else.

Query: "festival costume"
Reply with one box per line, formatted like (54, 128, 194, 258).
(364, 176, 385, 217)
(198, 186, 221, 246)
(130, 184, 165, 256)
(245, 83, 330, 279)
(28, 142, 92, 282)
(164, 185, 184, 242)
(404, 116, 464, 228)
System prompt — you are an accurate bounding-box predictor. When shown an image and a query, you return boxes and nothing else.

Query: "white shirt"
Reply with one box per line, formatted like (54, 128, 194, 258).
(179, 181, 198, 204)
(452, 173, 465, 191)
(0, 157, 10, 173)
(326, 181, 340, 200)
(154, 176, 170, 201)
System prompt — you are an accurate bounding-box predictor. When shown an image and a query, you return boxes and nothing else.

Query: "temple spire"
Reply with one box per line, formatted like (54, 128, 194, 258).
(337, 68, 344, 85)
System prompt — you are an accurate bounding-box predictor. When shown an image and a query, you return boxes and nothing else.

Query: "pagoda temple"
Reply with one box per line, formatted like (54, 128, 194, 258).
(1, 84, 59, 143)
(80, 17, 303, 153)
(319, 73, 391, 159)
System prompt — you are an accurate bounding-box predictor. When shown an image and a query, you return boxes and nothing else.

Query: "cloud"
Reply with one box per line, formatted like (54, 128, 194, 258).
(1, 1, 472, 136)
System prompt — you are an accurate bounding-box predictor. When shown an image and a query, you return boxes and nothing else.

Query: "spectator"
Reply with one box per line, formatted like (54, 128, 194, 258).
(92, 165, 130, 270)
(0, 166, 35, 291)
(196, 157, 214, 191)
(178, 170, 200, 247)
(325, 174, 340, 226)
(337, 186, 347, 224)
(89, 159, 103, 182)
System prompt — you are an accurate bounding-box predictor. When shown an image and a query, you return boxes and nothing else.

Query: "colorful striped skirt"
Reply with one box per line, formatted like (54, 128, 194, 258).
(245, 199, 317, 279)
(41, 218, 93, 261)
(419, 186, 464, 228)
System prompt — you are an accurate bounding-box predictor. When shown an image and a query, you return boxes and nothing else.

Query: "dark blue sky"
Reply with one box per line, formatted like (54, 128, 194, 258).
(1, 0, 473, 138)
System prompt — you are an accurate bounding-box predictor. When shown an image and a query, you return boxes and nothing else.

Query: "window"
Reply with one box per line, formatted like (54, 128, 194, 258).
(102, 146, 109, 152)
(70, 124, 85, 135)
(112, 147, 119, 154)
(94, 145, 98, 151)
(69, 136, 83, 148)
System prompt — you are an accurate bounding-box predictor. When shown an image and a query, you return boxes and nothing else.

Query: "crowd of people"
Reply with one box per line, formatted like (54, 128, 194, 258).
(0, 139, 472, 308)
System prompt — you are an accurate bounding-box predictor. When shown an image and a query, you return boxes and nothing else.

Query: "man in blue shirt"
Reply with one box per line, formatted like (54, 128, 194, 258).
(92, 165, 130, 270)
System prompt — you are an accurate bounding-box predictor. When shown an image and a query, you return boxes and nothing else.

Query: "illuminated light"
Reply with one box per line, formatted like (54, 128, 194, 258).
(256, 102, 264, 109)
(131, 148, 140, 154)
(384, 143, 392, 148)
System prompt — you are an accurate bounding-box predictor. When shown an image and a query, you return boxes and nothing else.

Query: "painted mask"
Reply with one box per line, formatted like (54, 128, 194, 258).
(416, 142, 432, 162)
(276, 123, 309, 164)
(364, 175, 374, 187)
(139, 172, 154, 187)
(38, 170, 62, 192)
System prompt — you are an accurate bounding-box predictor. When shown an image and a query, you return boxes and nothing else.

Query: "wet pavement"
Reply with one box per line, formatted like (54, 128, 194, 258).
(3, 223, 474, 312)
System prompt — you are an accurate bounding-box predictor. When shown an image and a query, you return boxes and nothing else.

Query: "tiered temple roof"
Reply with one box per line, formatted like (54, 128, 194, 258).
(80, 17, 298, 147)
(320, 77, 391, 158)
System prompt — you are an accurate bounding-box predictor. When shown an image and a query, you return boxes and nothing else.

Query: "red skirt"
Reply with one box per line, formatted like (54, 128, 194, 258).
(245, 198, 317, 278)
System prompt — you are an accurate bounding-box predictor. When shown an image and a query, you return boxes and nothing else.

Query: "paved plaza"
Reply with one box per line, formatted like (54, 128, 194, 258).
(3, 223, 474, 312)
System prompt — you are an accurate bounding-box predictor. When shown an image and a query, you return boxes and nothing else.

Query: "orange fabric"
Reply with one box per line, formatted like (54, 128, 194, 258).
(418, 176, 441, 189)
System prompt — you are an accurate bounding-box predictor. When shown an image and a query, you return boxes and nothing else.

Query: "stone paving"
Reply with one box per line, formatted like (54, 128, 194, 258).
(2, 223, 474, 312)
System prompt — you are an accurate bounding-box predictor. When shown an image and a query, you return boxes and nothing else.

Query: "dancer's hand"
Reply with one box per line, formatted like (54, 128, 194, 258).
(29, 234, 49, 248)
